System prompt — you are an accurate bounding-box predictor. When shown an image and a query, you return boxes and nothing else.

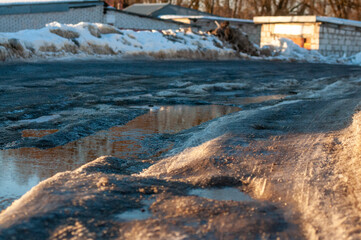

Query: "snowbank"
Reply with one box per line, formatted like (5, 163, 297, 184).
(0, 22, 237, 61)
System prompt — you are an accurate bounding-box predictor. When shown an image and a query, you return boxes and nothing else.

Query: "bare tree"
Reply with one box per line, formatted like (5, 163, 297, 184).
(121, 0, 361, 20)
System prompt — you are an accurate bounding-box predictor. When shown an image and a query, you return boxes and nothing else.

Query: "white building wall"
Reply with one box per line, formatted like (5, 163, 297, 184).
(0, 5, 104, 32)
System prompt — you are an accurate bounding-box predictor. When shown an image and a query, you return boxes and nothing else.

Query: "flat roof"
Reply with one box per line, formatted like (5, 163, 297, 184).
(0, 0, 100, 5)
(123, 3, 169, 16)
(160, 15, 253, 23)
(0, 0, 102, 16)
(106, 8, 191, 27)
(253, 15, 361, 28)
(123, 3, 214, 17)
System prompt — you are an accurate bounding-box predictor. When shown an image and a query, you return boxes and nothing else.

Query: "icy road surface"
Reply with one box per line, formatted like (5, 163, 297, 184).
(1, 60, 361, 239)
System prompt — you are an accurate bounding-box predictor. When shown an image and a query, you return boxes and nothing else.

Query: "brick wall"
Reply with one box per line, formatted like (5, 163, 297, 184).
(319, 23, 361, 57)
(106, 10, 186, 30)
(0, 5, 104, 32)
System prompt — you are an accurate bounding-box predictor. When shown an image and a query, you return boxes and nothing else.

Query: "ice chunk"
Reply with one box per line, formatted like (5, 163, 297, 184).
(19, 114, 60, 123)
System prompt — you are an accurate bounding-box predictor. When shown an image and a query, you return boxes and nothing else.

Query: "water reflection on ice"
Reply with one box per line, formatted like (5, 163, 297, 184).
(0, 105, 241, 211)
(189, 187, 253, 202)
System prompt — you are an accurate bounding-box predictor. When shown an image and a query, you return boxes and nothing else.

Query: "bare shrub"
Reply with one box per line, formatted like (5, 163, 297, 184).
(211, 22, 259, 56)
(49, 28, 80, 39)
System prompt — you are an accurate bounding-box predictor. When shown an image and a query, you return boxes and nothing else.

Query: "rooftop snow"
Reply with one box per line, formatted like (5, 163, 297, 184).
(253, 15, 361, 28)
(160, 15, 253, 23)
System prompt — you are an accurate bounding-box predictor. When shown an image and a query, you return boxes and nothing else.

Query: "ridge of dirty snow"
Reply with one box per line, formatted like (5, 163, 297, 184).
(0, 156, 301, 239)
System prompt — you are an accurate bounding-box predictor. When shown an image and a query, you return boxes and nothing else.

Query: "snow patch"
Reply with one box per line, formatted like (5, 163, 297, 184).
(266, 38, 329, 63)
